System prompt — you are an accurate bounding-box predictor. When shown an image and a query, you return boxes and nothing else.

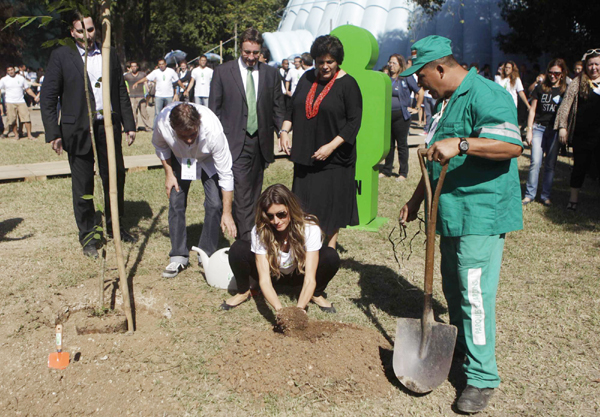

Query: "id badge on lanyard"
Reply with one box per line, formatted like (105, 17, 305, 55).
(181, 158, 197, 180)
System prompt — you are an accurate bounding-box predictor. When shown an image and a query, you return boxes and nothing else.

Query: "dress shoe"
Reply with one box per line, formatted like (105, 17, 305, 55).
(83, 242, 99, 258)
(457, 385, 494, 414)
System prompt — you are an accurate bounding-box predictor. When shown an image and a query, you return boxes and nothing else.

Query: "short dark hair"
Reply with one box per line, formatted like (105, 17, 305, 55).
(170, 104, 201, 132)
(240, 28, 263, 47)
(310, 35, 344, 65)
(301, 52, 313, 67)
(158, 58, 166, 64)
(260, 47, 270, 61)
(68, 11, 93, 29)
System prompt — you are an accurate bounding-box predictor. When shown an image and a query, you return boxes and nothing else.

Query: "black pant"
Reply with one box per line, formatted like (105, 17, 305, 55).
(228, 239, 340, 297)
(570, 145, 600, 188)
(67, 120, 125, 244)
(382, 110, 411, 177)
(232, 133, 265, 242)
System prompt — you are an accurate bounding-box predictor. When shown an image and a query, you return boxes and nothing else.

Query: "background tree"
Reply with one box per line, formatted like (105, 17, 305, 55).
(498, 0, 600, 65)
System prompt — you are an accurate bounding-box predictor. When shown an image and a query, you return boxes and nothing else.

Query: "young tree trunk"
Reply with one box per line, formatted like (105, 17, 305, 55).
(100, 0, 134, 332)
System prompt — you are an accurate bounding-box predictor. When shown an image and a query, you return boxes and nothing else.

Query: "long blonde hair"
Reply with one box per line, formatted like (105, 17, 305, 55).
(255, 184, 320, 277)
(579, 50, 600, 101)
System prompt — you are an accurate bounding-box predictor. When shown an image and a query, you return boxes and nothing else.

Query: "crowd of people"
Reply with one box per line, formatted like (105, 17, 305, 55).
(2, 10, 598, 414)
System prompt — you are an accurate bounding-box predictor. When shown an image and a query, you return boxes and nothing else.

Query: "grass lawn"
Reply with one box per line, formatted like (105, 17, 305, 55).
(0, 142, 598, 415)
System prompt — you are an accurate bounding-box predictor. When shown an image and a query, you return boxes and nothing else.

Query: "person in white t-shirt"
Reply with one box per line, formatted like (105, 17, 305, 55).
(132, 58, 186, 116)
(495, 60, 531, 110)
(0, 66, 39, 138)
(186, 55, 213, 106)
(285, 56, 304, 97)
(221, 184, 340, 313)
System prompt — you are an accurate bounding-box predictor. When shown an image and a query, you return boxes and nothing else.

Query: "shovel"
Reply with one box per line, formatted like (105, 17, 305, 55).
(48, 324, 70, 370)
(393, 148, 457, 393)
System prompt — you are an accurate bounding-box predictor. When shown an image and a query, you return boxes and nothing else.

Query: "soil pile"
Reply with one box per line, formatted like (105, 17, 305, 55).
(212, 319, 395, 400)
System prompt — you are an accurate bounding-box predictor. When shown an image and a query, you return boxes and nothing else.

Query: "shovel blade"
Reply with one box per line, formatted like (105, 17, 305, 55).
(393, 318, 457, 393)
(48, 352, 70, 370)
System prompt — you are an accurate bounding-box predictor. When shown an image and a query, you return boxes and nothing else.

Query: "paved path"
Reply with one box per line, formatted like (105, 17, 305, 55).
(0, 109, 426, 182)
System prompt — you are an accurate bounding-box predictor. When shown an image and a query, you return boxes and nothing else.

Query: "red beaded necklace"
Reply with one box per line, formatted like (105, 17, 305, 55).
(305, 70, 340, 119)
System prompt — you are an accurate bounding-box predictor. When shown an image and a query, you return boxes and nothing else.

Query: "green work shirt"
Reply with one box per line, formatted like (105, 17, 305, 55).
(428, 68, 524, 237)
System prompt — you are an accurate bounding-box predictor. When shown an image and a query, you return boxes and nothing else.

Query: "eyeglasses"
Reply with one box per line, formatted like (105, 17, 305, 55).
(266, 210, 288, 220)
(582, 49, 600, 60)
(548, 71, 562, 77)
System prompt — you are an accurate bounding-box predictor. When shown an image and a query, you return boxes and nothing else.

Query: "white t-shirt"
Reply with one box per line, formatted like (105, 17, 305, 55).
(147, 67, 179, 98)
(251, 223, 322, 275)
(0, 74, 28, 103)
(191, 67, 213, 98)
(285, 67, 305, 95)
(495, 76, 524, 107)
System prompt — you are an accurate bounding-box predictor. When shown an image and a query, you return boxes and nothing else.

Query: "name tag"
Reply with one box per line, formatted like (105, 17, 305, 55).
(181, 158, 197, 180)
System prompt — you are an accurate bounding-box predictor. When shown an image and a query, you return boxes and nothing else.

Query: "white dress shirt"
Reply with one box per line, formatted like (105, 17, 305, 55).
(152, 102, 234, 191)
(76, 42, 104, 118)
(238, 58, 259, 100)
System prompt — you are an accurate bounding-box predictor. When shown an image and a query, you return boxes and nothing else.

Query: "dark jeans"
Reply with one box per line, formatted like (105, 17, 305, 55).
(382, 110, 411, 177)
(168, 158, 223, 264)
(232, 133, 264, 242)
(228, 240, 340, 297)
(67, 119, 125, 245)
(570, 145, 600, 189)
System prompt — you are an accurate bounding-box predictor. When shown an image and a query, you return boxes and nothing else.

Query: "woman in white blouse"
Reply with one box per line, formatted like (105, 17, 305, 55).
(221, 184, 340, 313)
(495, 60, 531, 111)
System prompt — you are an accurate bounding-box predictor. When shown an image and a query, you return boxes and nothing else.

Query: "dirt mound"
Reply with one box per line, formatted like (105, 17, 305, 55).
(211, 319, 395, 401)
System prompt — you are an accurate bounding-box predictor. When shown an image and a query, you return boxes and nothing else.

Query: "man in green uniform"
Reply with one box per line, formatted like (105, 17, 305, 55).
(399, 36, 523, 413)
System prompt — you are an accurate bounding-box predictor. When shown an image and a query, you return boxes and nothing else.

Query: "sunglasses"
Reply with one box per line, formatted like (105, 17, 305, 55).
(76, 27, 95, 34)
(548, 71, 562, 77)
(266, 210, 288, 220)
(582, 49, 600, 60)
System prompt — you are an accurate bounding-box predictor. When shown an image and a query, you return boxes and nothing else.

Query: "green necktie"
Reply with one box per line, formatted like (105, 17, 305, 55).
(246, 67, 258, 135)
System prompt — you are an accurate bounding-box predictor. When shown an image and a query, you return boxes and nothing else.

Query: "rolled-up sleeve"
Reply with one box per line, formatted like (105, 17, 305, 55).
(209, 130, 234, 192)
(152, 126, 173, 160)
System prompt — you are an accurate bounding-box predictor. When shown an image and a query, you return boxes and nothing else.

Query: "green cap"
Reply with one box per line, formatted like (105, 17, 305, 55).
(400, 35, 453, 77)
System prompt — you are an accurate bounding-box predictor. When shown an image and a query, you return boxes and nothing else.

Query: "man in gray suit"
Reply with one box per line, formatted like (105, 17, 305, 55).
(209, 28, 285, 241)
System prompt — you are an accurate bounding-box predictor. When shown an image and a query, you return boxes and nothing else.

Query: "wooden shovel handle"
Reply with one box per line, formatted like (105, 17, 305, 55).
(55, 324, 63, 352)
(417, 148, 449, 296)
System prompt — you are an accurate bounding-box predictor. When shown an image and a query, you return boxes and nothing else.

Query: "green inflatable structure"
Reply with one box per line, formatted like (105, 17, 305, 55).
(331, 25, 391, 231)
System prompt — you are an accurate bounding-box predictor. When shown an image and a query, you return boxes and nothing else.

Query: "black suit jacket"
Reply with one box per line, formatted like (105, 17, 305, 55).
(208, 59, 285, 162)
(41, 45, 135, 156)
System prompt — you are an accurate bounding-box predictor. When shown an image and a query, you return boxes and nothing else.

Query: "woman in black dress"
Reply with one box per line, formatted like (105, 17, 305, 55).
(279, 35, 362, 249)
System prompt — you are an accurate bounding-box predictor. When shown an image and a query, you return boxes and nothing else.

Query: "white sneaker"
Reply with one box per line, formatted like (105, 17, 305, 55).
(162, 262, 187, 278)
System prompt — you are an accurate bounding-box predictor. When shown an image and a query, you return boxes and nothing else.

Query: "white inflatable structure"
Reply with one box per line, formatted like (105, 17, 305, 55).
(264, 0, 529, 71)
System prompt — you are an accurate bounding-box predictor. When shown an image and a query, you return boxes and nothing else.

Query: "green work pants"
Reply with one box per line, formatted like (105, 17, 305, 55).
(440, 234, 505, 389)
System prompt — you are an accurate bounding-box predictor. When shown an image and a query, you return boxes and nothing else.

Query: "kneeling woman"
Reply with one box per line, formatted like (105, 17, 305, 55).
(222, 184, 340, 312)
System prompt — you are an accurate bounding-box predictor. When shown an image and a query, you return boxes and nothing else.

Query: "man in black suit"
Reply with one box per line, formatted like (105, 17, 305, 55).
(209, 28, 285, 241)
(41, 13, 137, 258)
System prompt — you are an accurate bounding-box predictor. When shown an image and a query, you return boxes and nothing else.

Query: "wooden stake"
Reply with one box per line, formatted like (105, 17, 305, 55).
(101, 1, 134, 332)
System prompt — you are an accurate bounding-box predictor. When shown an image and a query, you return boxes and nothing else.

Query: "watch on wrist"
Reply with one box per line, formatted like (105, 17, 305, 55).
(458, 137, 469, 156)
(278, 129, 289, 137)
